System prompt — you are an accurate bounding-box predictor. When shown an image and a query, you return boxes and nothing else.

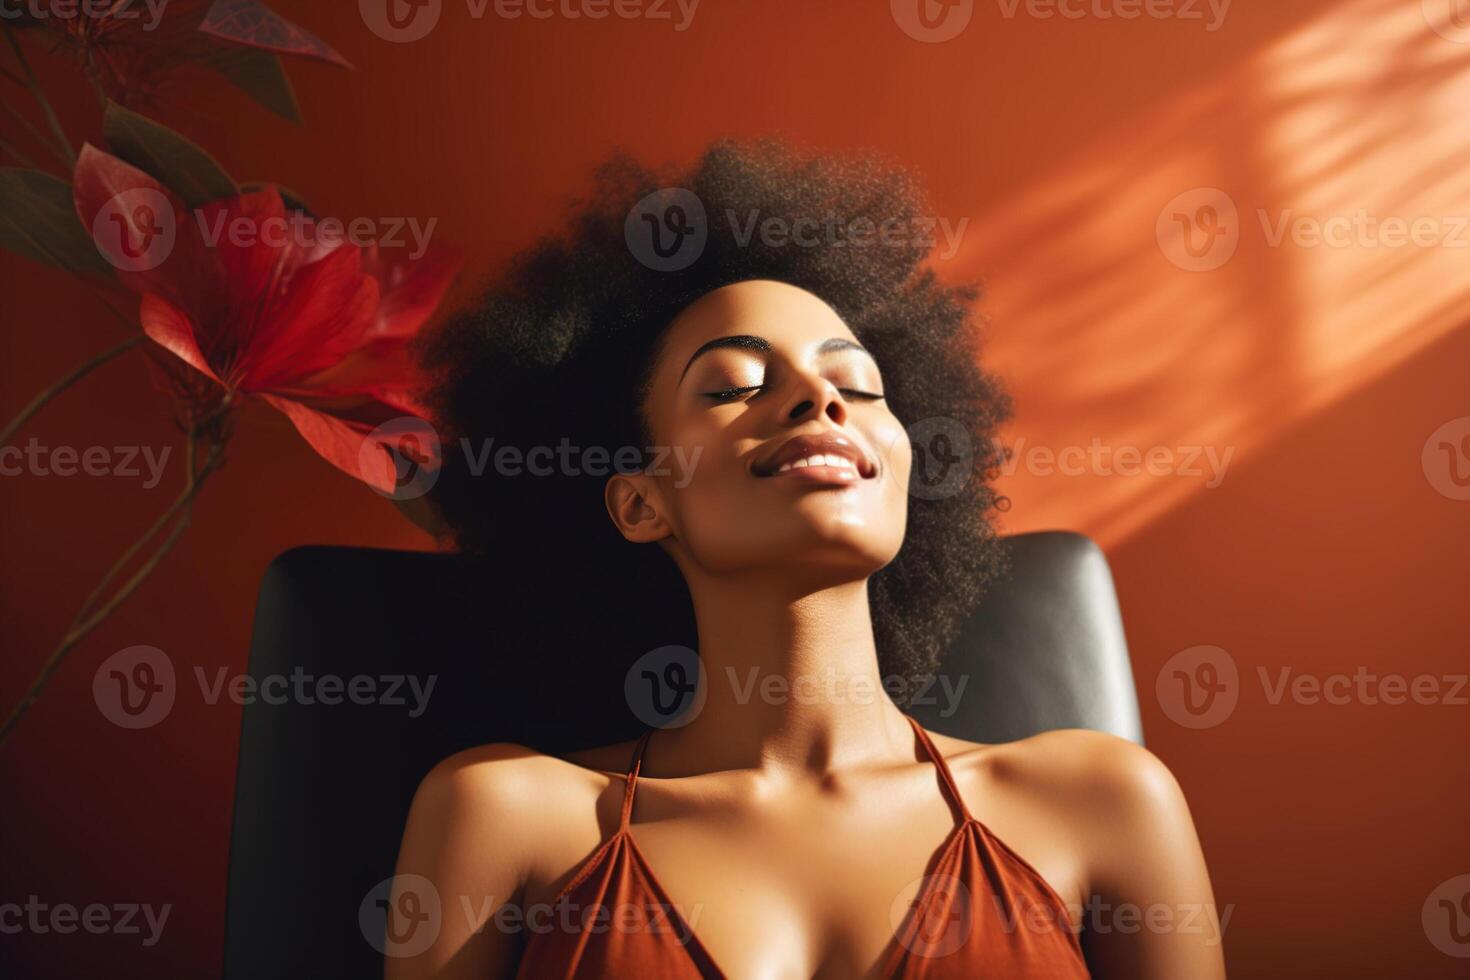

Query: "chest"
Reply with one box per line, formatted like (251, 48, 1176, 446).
(524, 789, 1083, 978)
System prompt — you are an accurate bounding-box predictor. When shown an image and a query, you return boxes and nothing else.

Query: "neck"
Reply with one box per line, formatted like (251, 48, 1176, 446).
(651, 570, 915, 776)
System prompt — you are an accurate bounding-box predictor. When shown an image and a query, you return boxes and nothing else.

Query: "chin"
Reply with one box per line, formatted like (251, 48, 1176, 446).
(772, 524, 901, 583)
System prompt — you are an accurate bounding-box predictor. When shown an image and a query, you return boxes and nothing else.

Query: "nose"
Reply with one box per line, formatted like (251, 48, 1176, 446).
(779, 370, 848, 427)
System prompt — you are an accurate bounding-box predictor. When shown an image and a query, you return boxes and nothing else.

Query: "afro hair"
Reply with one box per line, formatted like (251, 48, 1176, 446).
(416, 138, 1013, 704)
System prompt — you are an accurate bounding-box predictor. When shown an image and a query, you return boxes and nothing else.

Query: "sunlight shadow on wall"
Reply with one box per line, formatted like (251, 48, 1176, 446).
(940, 0, 1470, 548)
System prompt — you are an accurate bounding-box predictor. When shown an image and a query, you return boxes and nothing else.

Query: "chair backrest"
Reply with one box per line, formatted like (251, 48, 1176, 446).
(220, 529, 1141, 978)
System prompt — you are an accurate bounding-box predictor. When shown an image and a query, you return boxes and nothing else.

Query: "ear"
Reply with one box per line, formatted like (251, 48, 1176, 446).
(604, 472, 672, 543)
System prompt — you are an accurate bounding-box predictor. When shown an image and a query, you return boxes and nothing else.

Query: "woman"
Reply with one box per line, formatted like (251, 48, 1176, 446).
(390, 141, 1225, 978)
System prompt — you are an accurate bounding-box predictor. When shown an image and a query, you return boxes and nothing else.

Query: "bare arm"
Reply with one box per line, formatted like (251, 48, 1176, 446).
(1070, 734, 1228, 978)
(383, 744, 541, 980)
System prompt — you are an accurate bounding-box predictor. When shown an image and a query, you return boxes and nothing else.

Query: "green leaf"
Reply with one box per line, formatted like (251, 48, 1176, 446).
(102, 102, 238, 208)
(0, 168, 116, 281)
(201, 47, 303, 124)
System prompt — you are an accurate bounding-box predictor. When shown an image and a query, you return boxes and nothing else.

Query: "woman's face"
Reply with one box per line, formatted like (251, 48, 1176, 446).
(609, 279, 912, 584)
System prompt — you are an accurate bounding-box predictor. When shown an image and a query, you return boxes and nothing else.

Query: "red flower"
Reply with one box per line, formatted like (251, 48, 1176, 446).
(72, 144, 460, 493)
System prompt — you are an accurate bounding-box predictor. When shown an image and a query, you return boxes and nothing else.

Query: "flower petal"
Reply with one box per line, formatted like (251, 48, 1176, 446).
(246, 245, 379, 389)
(140, 292, 224, 384)
(363, 244, 463, 339)
(261, 394, 396, 492)
(72, 143, 195, 295)
(295, 337, 420, 398)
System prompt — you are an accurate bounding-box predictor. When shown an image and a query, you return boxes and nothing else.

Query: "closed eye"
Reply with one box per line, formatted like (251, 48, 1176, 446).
(700, 384, 765, 401)
(700, 385, 885, 402)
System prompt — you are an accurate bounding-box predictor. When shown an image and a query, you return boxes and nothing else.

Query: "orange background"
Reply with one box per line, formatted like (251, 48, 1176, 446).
(3, 1, 1468, 976)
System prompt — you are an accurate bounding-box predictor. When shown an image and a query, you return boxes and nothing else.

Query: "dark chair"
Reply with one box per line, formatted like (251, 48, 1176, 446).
(220, 529, 1141, 978)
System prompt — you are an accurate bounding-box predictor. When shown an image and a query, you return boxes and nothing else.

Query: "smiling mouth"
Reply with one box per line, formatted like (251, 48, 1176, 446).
(772, 453, 863, 481)
(751, 433, 879, 483)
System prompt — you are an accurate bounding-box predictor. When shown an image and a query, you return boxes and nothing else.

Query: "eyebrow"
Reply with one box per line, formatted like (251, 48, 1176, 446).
(678, 335, 872, 382)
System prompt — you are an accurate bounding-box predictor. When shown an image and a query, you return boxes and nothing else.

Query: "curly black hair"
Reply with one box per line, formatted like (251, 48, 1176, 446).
(416, 139, 1013, 705)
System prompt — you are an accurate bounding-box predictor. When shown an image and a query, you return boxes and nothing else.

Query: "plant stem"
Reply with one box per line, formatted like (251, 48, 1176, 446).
(0, 335, 143, 448)
(0, 135, 42, 170)
(1, 99, 71, 170)
(83, 50, 108, 110)
(1, 21, 76, 168)
(0, 429, 228, 746)
(74, 419, 202, 622)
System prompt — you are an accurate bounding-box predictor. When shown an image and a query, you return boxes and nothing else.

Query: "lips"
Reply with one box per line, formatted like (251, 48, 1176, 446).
(751, 431, 878, 479)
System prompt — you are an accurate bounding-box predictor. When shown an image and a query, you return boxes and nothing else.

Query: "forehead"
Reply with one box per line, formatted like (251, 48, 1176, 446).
(652, 280, 856, 382)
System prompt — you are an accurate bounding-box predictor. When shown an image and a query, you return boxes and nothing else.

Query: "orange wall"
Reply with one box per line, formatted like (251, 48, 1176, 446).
(3, 1, 1468, 976)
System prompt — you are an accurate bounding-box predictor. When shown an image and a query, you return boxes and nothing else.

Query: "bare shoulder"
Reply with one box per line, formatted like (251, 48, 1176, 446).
(931, 728, 1200, 893)
(402, 742, 617, 876)
(932, 731, 1224, 976)
(390, 742, 645, 975)
(999, 728, 1185, 811)
(409, 739, 632, 817)
(932, 726, 1186, 814)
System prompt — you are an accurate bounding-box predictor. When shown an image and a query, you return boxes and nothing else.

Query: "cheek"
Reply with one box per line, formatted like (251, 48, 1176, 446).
(652, 419, 748, 527)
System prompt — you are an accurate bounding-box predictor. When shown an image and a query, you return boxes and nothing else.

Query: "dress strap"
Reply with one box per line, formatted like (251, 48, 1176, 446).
(905, 714, 974, 824)
(620, 727, 656, 830)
